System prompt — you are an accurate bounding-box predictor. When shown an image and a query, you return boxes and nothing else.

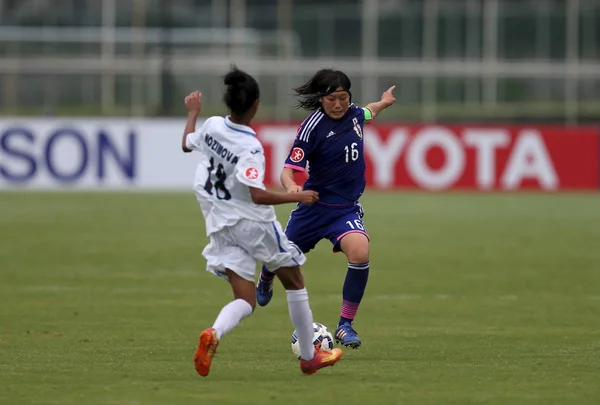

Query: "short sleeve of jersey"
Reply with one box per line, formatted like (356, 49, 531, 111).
(284, 112, 322, 172)
(185, 117, 213, 151)
(236, 147, 267, 190)
(348, 104, 372, 124)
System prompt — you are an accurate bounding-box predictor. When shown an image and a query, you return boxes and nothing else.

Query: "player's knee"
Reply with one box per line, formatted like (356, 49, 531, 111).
(347, 247, 369, 263)
(340, 234, 370, 263)
(344, 242, 370, 263)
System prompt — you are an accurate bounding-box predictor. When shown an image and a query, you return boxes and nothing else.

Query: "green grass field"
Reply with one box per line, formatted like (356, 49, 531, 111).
(1, 192, 599, 405)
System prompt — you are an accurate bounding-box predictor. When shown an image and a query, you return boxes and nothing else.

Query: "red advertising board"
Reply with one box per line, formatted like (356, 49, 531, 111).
(253, 123, 599, 191)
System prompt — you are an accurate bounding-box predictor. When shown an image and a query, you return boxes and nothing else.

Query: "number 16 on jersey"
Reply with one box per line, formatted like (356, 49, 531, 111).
(344, 142, 359, 163)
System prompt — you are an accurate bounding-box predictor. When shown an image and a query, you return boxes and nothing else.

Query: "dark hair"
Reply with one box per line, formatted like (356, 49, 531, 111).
(294, 69, 352, 111)
(223, 65, 260, 117)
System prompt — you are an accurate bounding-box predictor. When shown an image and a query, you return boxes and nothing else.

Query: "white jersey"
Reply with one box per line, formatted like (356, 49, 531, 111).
(186, 116, 276, 235)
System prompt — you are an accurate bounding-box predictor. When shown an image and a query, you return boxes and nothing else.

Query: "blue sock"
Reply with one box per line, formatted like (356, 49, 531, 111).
(339, 261, 370, 326)
(260, 265, 275, 282)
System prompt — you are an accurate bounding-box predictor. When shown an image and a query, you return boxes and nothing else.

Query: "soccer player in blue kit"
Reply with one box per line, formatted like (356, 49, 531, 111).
(256, 68, 396, 348)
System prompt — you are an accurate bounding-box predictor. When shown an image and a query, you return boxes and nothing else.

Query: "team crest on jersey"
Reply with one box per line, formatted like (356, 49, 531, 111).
(245, 167, 260, 180)
(290, 147, 305, 163)
(352, 117, 363, 139)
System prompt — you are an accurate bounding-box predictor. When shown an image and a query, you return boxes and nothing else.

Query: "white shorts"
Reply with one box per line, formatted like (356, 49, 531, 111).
(203, 219, 306, 282)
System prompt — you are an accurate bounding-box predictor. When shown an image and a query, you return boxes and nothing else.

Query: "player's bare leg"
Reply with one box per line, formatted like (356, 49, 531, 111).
(276, 266, 343, 374)
(335, 232, 370, 349)
(194, 270, 255, 377)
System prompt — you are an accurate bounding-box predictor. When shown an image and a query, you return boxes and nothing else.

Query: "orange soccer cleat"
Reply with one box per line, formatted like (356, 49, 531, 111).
(300, 348, 344, 375)
(194, 328, 219, 377)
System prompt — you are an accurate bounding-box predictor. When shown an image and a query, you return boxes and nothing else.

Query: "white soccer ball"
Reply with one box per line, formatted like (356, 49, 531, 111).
(291, 322, 335, 359)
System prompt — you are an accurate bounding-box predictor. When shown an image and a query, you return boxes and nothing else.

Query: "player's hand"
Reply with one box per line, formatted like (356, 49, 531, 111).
(381, 85, 396, 107)
(286, 185, 303, 193)
(185, 91, 202, 114)
(297, 190, 319, 205)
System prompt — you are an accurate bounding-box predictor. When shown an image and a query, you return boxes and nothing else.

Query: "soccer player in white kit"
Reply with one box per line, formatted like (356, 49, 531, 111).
(181, 66, 343, 377)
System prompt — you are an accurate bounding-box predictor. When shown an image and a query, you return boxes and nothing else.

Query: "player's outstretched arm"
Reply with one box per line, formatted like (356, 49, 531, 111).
(280, 167, 303, 193)
(182, 91, 202, 152)
(364, 85, 396, 119)
(249, 187, 318, 206)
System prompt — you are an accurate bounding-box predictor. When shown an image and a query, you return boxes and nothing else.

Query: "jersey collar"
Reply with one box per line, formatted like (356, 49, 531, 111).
(224, 116, 256, 136)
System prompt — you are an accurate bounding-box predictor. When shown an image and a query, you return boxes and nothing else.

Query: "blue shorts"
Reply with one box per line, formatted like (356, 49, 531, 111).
(283, 202, 369, 254)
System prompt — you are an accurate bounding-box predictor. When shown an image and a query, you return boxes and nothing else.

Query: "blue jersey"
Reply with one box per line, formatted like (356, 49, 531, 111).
(284, 104, 372, 205)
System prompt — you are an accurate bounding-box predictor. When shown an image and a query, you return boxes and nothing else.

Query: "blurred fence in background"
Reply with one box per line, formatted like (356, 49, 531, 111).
(1, 0, 599, 122)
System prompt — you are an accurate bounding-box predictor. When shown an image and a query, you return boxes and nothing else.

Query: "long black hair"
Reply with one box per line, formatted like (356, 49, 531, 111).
(223, 65, 260, 117)
(294, 69, 352, 111)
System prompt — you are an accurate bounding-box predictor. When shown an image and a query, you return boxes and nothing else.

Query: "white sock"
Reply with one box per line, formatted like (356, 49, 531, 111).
(286, 288, 315, 361)
(212, 299, 253, 340)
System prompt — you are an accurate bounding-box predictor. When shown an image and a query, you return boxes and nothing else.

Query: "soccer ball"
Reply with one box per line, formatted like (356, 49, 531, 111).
(290, 322, 334, 359)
